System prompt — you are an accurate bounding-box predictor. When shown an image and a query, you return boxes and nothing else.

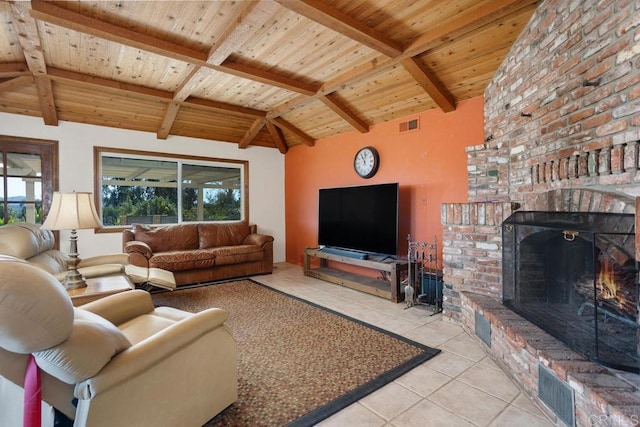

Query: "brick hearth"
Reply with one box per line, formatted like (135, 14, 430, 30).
(462, 292, 640, 427)
(440, 0, 640, 425)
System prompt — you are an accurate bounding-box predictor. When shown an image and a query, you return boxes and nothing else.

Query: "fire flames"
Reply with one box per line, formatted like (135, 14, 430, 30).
(595, 255, 636, 318)
(597, 258, 621, 302)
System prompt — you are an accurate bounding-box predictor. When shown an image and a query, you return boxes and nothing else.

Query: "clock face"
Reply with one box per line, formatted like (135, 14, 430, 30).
(354, 146, 379, 178)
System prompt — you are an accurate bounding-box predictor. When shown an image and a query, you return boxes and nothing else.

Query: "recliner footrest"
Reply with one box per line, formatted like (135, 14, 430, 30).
(148, 268, 176, 290)
(125, 265, 177, 290)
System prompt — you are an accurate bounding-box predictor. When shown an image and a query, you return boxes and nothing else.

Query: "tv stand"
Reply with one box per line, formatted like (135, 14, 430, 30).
(319, 246, 368, 260)
(304, 248, 408, 302)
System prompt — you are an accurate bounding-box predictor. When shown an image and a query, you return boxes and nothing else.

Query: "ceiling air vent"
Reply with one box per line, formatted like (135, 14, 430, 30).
(399, 118, 419, 133)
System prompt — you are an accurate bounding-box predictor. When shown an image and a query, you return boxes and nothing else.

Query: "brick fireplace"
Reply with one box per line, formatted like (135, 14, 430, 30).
(440, 0, 640, 425)
(502, 210, 638, 373)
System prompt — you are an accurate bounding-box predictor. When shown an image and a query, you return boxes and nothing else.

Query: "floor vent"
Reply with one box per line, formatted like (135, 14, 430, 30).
(538, 364, 575, 427)
(399, 118, 419, 132)
(474, 311, 491, 347)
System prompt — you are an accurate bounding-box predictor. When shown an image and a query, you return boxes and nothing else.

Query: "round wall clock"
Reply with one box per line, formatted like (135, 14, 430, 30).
(354, 146, 380, 179)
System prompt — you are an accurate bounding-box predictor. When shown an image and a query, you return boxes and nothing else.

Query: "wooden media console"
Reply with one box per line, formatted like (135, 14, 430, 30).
(303, 248, 408, 302)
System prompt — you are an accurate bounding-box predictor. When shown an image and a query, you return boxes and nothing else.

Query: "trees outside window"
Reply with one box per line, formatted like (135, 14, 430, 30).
(96, 148, 247, 228)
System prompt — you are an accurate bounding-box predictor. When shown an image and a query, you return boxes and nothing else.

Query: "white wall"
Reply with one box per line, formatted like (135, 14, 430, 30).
(0, 112, 286, 262)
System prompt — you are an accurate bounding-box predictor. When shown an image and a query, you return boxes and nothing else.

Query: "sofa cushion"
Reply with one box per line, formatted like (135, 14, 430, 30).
(34, 309, 131, 384)
(150, 249, 216, 272)
(117, 313, 176, 345)
(209, 245, 263, 266)
(198, 221, 250, 249)
(132, 223, 199, 253)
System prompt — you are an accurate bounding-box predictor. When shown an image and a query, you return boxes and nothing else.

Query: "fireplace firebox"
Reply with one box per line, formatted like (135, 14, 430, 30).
(502, 211, 639, 373)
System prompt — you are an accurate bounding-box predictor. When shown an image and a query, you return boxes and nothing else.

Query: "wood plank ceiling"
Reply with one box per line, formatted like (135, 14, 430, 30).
(0, 0, 539, 153)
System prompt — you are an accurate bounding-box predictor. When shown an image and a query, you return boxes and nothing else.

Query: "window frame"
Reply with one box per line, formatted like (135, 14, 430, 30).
(94, 146, 249, 233)
(0, 135, 58, 227)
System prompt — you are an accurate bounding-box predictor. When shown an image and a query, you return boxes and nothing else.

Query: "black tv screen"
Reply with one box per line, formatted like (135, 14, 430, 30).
(318, 183, 399, 255)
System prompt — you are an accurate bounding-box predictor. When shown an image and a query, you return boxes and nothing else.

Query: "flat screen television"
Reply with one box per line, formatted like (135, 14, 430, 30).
(318, 182, 399, 256)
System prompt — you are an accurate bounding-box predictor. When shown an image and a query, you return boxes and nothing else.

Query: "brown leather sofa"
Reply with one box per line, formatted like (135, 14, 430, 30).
(122, 221, 274, 287)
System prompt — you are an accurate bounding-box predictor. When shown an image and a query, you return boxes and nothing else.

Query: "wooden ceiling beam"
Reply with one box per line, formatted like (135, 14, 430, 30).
(157, 103, 181, 140)
(170, 66, 203, 104)
(320, 94, 369, 133)
(47, 68, 173, 101)
(158, 66, 198, 140)
(0, 62, 30, 78)
(275, 0, 403, 57)
(206, 1, 278, 66)
(239, 118, 267, 149)
(219, 61, 319, 96)
(10, 2, 47, 75)
(266, 121, 289, 154)
(9, 1, 57, 125)
(0, 76, 33, 94)
(29, 0, 318, 97)
(269, 0, 537, 119)
(33, 75, 57, 125)
(270, 118, 315, 147)
(47, 67, 266, 119)
(401, 58, 456, 113)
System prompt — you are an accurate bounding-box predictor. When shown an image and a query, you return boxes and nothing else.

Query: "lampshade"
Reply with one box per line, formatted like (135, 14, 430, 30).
(42, 192, 103, 231)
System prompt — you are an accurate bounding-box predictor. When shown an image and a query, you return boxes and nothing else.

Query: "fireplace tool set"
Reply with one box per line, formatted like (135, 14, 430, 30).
(404, 234, 443, 314)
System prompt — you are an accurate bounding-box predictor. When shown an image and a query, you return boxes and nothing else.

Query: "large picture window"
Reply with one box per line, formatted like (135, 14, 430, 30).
(95, 147, 248, 228)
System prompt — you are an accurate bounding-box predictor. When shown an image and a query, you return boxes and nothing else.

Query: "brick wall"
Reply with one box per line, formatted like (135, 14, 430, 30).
(443, 0, 640, 320)
(477, 0, 640, 205)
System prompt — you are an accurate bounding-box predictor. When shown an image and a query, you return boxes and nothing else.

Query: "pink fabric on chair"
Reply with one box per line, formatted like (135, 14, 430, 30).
(24, 354, 41, 427)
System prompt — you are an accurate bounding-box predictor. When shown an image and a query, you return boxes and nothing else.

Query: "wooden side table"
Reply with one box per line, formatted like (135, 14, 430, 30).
(67, 275, 134, 307)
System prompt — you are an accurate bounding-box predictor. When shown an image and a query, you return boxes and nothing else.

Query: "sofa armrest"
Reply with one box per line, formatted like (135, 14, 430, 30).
(79, 290, 155, 325)
(78, 253, 130, 268)
(123, 241, 153, 269)
(74, 308, 230, 398)
(123, 241, 153, 259)
(243, 233, 274, 247)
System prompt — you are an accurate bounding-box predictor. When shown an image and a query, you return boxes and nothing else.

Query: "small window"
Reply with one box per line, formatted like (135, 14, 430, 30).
(0, 137, 57, 226)
(96, 147, 248, 228)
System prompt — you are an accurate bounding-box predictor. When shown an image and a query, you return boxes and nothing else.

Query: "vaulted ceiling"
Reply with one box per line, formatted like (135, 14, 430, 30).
(0, 0, 539, 153)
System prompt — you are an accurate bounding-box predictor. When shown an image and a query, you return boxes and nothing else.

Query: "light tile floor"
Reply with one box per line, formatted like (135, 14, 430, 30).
(254, 263, 555, 427)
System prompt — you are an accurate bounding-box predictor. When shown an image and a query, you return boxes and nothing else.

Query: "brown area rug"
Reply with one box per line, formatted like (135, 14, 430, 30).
(151, 279, 440, 426)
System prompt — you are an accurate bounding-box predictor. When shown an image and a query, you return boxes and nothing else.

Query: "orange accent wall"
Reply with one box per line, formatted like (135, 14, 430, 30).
(285, 96, 484, 265)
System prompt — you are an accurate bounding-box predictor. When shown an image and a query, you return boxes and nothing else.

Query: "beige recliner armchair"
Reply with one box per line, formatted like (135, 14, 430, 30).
(0, 222, 130, 283)
(0, 256, 238, 427)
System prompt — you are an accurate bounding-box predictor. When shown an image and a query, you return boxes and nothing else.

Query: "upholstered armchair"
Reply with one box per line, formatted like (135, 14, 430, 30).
(0, 256, 238, 427)
(0, 222, 130, 283)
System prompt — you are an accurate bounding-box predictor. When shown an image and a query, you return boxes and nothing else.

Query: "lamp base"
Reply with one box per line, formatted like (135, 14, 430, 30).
(62, 269, 87, 290)
(63, 231, 87, 289)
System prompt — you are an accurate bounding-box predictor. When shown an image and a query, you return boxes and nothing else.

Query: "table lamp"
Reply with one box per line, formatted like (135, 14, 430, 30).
(41, 191, 103, 289)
